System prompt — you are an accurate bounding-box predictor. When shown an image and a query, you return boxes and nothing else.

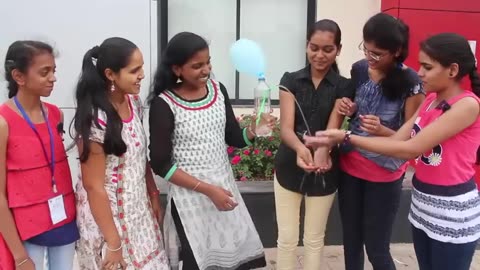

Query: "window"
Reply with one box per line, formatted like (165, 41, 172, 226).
(158, 0, 316, 105)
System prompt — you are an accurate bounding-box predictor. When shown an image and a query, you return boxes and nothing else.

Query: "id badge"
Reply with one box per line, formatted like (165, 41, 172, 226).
(48, 195, 67, 225)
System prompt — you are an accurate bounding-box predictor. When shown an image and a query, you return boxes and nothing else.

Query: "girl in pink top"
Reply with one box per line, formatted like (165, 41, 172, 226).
(305, 33, 480, 270)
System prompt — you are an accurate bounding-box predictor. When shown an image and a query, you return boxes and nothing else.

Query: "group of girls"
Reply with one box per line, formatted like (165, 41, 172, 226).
(0, 11, 479, 270)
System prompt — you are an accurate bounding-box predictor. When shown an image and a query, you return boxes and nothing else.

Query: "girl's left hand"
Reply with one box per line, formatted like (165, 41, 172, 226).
(265, 115, 277, 129)
(314, 147, 332, 173)
(359, 114, 383, 135)
(249, 114, 277, 133)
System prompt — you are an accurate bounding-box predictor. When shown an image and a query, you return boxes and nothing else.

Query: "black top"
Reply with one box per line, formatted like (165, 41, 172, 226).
(274, 66, 354, 196)
(148, 83, 250, 178)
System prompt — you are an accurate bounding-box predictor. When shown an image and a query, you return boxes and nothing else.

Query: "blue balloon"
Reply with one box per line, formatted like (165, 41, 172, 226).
(230, 39, 266, 79)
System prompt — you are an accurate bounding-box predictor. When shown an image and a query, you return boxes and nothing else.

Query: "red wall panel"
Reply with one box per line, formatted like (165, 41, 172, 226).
(396, 0, 480, 12)
(399, 10, 480, 89)
(381, 0, 399, 12)
(383, 7, 399, 18)
(381, 0, 480, 90)
(400, 10, 480, 70)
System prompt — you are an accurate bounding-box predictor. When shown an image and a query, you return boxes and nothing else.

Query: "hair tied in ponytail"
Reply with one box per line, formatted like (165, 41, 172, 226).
(74, 37, 138, 162)
(5, 60, 15, 71)
(4, 40, 54, 99)
(90, 45, 100, 58)
(90, 45, 100, 66)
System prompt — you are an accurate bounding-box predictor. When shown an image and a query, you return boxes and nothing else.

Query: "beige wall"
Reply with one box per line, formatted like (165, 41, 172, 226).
(316, 0, 381, 77)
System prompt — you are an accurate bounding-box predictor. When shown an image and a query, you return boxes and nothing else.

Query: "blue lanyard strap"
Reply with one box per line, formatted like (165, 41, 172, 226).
(13, 96, 57, 193)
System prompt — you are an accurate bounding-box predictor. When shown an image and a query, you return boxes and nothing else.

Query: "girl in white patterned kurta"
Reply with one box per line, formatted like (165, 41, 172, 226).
(148, 32, 269, 270)
(73, 38, 169, 270)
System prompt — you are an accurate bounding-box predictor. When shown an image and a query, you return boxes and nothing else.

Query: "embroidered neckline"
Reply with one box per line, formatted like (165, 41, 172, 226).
(163, 79, 218, 110)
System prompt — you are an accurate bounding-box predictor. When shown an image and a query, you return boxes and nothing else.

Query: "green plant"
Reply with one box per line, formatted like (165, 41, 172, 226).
(228, 114, 281, 181)
(341, 117, 350, 130)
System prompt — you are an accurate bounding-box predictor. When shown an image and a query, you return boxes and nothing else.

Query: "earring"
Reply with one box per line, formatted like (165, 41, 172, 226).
(110, 82, 116, 92)
(176, 77, 182, 84)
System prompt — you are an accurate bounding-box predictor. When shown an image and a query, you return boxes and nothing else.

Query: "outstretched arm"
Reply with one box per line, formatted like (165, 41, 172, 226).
(306, 97, 479, 160)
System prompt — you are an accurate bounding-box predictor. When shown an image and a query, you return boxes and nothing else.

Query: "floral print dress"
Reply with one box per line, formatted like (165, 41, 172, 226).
(75, 95, 170, 270)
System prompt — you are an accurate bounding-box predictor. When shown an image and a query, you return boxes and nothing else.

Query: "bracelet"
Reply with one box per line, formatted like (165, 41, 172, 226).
(343, 130, 352, 144)
(16, 258, 29, 267)
(149, 190, 160, 197)
(105, 242, 123, 252)
(193, 182, 201, 191)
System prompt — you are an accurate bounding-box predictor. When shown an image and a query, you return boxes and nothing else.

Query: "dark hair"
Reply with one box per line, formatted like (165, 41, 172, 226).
(420, 33, 480, 164)
(4, 40, 54, 98)
(363, 13, 414, 100)
(420, 33, 480, 96)
(148, 32, 209, 103)
(307, 19, 342, 73)
(72, 37, 138, 162)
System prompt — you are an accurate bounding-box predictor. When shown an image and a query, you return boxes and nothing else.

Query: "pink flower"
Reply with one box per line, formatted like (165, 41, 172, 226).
(264, 150, 272, 157)
(232, 155, 242, 165)
(240, 176, 248, 181)
(243, 149, 250, 155)
(253, 149, 260, 155)
(268, 136, 275, 141)
(227, 146, 235, 154)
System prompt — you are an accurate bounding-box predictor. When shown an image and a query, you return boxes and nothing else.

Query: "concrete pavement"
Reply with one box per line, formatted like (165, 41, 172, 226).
(71, 244, 480, 269)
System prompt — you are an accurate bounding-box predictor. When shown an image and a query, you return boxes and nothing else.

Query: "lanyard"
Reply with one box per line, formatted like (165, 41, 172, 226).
(13, 96, 57, 193)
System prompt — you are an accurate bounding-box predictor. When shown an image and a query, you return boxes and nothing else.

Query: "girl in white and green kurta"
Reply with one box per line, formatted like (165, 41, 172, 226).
(148, 32, 268, 270)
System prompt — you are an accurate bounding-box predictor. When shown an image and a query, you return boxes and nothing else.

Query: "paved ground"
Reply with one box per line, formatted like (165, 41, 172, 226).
(71, 244, 480, 269)
(262, 244, 480, 270)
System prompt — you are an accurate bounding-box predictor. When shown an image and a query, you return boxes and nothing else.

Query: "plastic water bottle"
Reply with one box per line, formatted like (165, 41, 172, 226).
(254, 77, 272, 137)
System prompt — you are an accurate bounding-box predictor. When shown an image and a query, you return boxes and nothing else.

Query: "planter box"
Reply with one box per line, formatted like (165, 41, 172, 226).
(236, 180, 413, 248)
(236, 181, 278, 247)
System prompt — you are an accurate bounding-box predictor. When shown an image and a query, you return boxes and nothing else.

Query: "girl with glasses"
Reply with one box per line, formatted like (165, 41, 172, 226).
(334, 13, 425, 270)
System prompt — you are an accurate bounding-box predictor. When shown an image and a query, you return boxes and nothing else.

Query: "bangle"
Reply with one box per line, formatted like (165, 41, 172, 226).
(16, 258, 29, 267)
(193, 182, 201, 191)
(105, 242, 123, 252)
(149, 190, 160, 197)
(343, 130, 352, 144)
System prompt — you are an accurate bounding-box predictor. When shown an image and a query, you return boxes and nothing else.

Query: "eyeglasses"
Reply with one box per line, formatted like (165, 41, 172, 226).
(358, 41, 388, 62)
